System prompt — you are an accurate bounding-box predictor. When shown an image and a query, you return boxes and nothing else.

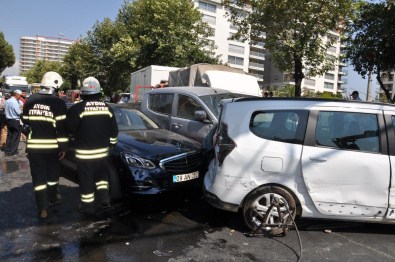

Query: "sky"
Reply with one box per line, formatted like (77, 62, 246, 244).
(0, 0, 378, 100)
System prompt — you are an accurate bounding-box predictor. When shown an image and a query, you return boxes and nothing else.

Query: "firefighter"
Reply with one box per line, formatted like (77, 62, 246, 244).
(22, 71, 69, 219)
(67, 77, 118, 216)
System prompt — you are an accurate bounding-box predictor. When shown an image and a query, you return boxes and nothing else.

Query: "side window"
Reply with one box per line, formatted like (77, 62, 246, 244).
(250, 110, 308, 144)
(148, 94, 173, 115)
(176, 94, 203, 120)
(316, 111, 379, 153)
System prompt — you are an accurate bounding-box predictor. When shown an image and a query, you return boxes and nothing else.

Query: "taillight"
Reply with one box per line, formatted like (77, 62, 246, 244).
(215, 122, 236, 166)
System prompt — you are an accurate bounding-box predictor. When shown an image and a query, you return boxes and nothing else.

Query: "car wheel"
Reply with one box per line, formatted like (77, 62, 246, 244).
(242, 186, 296, 235)
(108, 163, 122, 201)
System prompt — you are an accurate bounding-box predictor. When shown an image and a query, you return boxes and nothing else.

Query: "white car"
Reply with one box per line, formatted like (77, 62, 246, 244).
(204, 98, 395, 232)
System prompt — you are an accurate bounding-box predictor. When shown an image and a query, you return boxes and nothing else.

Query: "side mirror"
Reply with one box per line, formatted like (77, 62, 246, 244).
(194, 110, 209, 122)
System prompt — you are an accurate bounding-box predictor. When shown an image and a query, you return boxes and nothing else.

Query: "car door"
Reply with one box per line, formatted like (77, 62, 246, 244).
(170, 94, 213, 143)
(302, 108, 390, 218)
(384, 111, 395, 219)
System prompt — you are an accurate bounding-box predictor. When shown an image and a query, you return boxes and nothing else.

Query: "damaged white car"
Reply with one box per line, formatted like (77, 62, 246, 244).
(204, 97, 395, 233)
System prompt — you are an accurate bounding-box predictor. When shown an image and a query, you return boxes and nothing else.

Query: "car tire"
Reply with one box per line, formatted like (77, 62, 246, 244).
(242, 186, 296, 235)
(108, 163, 122, 201)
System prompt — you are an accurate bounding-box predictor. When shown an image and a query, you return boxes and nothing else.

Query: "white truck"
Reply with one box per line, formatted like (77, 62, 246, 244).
(168, 64, 261, 97)
(1, 76, 29, 96)
(130, 65, 179, 103)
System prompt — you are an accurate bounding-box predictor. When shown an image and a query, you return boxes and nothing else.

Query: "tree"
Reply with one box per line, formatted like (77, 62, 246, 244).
(345, 1, 395, 103)
(23, 60, 62, 83)
(61, 41, 98, 89)
(116, 0, 219, 69)
(0, 32, 15, 74)
(62, 0, 219, 95)
(224, 0, 357, 97)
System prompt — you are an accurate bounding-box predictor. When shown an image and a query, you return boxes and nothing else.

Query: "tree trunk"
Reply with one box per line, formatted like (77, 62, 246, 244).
(293, 57, 304, 97)
(376, 70, 393, 103)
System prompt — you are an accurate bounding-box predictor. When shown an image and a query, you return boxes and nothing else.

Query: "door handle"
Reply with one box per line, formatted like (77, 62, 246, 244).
(172, 123, 182, 129)
(309, 156, 327, 162)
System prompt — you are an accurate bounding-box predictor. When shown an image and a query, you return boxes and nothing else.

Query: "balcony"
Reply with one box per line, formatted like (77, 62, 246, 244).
(249, 50, 265, 60)
(248, 61, 264, 70)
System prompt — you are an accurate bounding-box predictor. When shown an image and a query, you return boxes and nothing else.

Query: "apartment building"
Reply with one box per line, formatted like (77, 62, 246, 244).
(19, 36, 75, 74)
(195, 0, 346, 94)
(194, 0, 265, 88)
(380, 72, 395, 99)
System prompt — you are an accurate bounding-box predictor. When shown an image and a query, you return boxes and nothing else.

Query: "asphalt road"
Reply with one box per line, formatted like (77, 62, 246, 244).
(2, 143, 395, 261)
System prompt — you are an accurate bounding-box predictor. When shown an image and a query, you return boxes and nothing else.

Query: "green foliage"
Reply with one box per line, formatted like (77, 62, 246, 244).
(224, 0, 357, 97)
(276, 84, 295, 97)
(316, 91, 343, 99)
(116, 0, 218, 69)
(0, 32, 16, 74)
(344, 1, 395, 103)
(61, 0, 218, 96)
(23, 60, 62, 83)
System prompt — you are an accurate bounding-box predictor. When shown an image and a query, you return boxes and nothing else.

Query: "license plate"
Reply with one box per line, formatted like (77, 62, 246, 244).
(173, 171, 199, 183)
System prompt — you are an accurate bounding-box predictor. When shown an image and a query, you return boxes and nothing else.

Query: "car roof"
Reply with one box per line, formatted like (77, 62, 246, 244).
(146, 86, 231, 96)
(227, 97, 395, 110)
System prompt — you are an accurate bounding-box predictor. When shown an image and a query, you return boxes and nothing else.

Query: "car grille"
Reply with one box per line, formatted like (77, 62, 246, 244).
(159, 152, 201, 172)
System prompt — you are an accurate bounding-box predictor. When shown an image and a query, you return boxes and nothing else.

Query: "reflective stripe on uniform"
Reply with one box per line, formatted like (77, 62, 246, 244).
(55, 115, 66, 120)
(81, 193, 95, 203)
(75, 147, 109, 160)
(79, 111, 113, 119)
(110, 137, 118, 144)
(27, 144, 59, 149)
(57, 137, 69, 143)
(47, 181, 58, 186)
(23, 116, 56, 123)
(34, 184, 47, 191)
(96, 181, 109, 190)
(28, 139, 58, 144)
(27, 139, 59, 149)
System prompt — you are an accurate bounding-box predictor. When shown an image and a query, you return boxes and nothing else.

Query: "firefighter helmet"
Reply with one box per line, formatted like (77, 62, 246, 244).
(81, 77, 101, 95)
(39, 71, 63, 95)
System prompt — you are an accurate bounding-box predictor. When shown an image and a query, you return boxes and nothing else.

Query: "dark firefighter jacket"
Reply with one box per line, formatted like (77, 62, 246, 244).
(22, 93, 69, 153)
(66, 96, 118, 160)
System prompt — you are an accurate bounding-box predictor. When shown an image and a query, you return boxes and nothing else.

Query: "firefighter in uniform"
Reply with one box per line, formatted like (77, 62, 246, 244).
(22, 71, 69, 219)
(67, 77, 118, 215)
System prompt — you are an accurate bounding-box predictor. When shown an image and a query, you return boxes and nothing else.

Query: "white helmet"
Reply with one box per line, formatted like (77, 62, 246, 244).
(39, 71, 63, 94)
(81, 77, 101, 95)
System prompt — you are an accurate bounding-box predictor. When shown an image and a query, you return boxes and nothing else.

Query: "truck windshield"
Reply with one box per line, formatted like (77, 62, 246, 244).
(4, 85, 29, 92)
(200, 93, 244, 118)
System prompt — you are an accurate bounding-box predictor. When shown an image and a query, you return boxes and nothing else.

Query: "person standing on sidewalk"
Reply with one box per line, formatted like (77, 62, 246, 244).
(4, 90, 23, 156)
(22, 72, 69, 219)
(0, 93, 11, 151)
(67, 77, 118, 216)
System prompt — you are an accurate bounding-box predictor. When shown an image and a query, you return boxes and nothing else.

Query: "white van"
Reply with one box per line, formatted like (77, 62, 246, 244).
(204, 97, 395, 232)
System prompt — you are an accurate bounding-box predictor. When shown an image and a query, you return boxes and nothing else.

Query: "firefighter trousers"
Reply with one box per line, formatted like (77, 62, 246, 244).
(76, 157, 110, 213)
(27, 152, 61, 211)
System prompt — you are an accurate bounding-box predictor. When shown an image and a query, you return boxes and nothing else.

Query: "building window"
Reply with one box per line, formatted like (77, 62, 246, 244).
(328, 46, 337, 53)
(228, 55, 244, 66)
(230, 22, 239, 30)
(199, 1, 216, 13)
(229, 32, 244, 43)
(202, 14, 216, 25)
(228, 44, 245, 55)
(304, 79, 316, 86)
(324, 82, 334, 89)
(325, 73, 335, 80)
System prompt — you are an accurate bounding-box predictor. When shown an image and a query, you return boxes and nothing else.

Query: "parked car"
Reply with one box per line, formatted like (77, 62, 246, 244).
(204, 97, 395, 232)
(141, 86, 244, 144)
(61, 104, 203, 199)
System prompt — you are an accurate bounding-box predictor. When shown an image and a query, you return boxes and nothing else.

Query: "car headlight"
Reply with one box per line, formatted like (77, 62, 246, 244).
(120, 152, 156, 169)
